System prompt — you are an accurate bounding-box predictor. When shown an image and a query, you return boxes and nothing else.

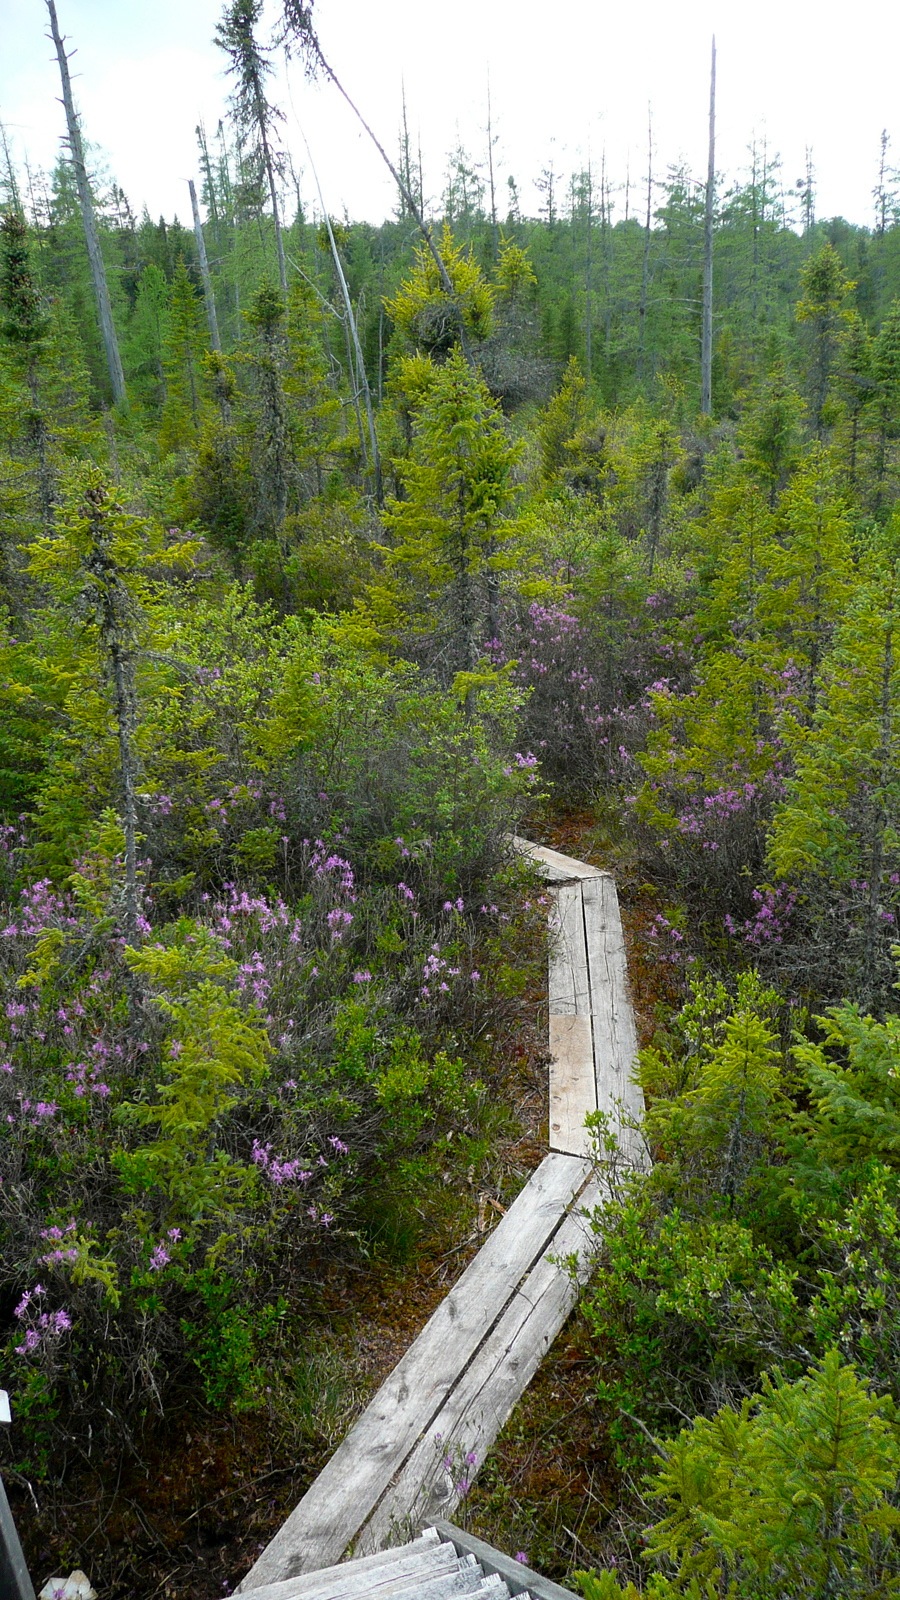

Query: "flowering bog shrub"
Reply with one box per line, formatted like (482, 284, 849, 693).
(0, 748, 539, 1472)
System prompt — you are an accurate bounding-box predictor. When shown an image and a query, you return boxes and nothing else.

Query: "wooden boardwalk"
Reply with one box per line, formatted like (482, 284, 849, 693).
(238, 841, 642, 1593)
(515, 843, 645, 1164)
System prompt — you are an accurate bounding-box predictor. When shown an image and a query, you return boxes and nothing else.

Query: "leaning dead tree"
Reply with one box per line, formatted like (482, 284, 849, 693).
(188, 178, 222, 351)
(278, 2, 460, 312)
(45, 0, 126, 407)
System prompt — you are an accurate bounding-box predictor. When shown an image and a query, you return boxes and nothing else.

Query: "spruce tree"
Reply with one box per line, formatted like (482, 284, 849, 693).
(0, 210, 53, 534)
(159, 260, 208, 453)
(796, 243, 855, 439)
(215, 0, 288, 294)
(379, 348, 518, 681)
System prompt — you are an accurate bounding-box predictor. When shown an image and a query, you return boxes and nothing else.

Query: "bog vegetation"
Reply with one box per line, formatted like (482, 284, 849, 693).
(4, 3, 900, 1594)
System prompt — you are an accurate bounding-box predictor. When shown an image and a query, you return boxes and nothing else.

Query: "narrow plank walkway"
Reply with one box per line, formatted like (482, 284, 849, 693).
(238, 840, 641, 1593)
(510, 839, 643, 1159)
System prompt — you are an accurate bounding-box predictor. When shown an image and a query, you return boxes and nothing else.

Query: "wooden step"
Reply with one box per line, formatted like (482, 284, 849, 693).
(241, 1536, 521, 1600)
(239, 1531, 450, 1600)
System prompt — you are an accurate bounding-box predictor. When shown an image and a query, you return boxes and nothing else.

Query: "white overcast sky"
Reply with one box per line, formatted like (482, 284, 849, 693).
(0, 0, 896, 231)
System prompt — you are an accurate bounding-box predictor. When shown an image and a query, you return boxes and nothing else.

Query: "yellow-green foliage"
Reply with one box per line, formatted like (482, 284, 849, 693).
(578, 1353, 900, 1599)
(387, 223, 494, 354)
(118, 924, 270, 1217)
(493, 237, 538, 304)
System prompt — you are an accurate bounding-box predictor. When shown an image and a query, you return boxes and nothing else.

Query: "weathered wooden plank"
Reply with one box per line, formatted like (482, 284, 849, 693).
(548, 1014, 597, 1156)
(334, 1562, 491, 1600)
(0, 1475, 35, 1600)
(430, 1522, 579, 1600)
(547, 893, 574, 1014)
(548, 884, 590, 1016)
(242, 1547, 460, 1600)
(238, 1154, 592, 1589)
(239, 839, 641, 1600)
(581, 875, 645, 1157)
(238, 1533, 448, 1600)
(510, 837, 604, 883)
(356, 1182, 603, 1549)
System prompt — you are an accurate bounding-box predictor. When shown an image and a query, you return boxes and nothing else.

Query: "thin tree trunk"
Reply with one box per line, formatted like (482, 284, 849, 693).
(584, 163, 594, 377)
(399, 83, 414, 217)
(700, 35, 716, 415)
(638, 113, 653, 381)
(486, 77, 499, 263)
(0, 122, 22, 212)
(377, 237, 385, 406)
(188, 178, 221, 352)
(283, 30, 457, 303)
(256, 101, 287, 293)
(302, 130, 382, 504)
(601, 150, 613, 360)
(45, 0, 126, 407)
(196, 121, 221, 235)
(82, 485, 142, 946)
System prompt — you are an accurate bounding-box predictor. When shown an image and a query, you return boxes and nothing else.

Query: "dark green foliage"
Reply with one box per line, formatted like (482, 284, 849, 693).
(0, 211, 49, 350)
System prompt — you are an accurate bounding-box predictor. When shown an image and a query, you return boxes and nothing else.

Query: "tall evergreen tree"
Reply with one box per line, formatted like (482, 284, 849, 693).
(796, 243, 854, 438)
(215, 0, 288, 294)
(0, 211, 53, 533)
(159, 260, 208, 453)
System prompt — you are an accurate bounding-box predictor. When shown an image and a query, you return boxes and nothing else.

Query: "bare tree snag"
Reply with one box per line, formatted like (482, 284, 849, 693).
(188, 178, 222, 351)
(701, 36, 716, 415)
(45, 0, 126, 408)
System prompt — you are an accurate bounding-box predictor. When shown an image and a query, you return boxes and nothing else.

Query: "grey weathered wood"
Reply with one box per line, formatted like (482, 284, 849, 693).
(547, 893, 575, 1015)
(239, 1154, 591, 1589)
(239, 1532, 447, 1600)
(341, 1561, 486, 1600)
(188, 177, 222, 352)
(548, 1014, 597, 1157)
(356, 1183, 602, 1549)
(581, 875, 645, 1154)
(511, 838, 603, 883)
(45, 0, 126, 408)
(0, 1474, 35, 1600)
(700, 35, 716, 416)
(430, 1523, 578, 1600)
(548, 884, 590, 1016)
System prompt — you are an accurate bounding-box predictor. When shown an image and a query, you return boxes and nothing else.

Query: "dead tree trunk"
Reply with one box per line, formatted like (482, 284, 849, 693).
(700, 36, 716, 415)
(301, 130, 382, 504)
(280, 10, 460, 311)
(188, 178, 222, 351)
(638, 112, 653, 383)
(45, 0, 126, 408)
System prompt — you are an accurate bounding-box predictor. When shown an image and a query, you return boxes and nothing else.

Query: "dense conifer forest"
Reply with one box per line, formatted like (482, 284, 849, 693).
(6, 3, 900, 1596)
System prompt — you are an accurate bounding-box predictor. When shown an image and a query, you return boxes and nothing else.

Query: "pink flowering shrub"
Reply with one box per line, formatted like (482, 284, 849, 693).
(0, 712, 540, 1473)
(498, 593, 686, 794)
